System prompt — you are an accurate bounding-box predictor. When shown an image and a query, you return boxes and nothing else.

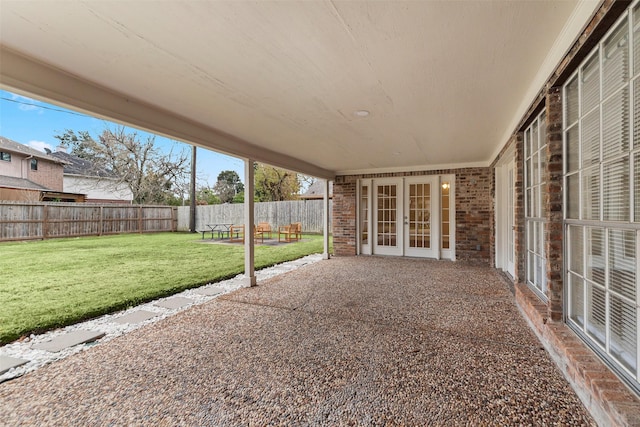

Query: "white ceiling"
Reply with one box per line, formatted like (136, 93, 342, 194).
(0, 1, 599, 178)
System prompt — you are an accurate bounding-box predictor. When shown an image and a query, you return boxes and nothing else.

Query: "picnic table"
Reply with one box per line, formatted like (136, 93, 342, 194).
(200, 223, 233, 240)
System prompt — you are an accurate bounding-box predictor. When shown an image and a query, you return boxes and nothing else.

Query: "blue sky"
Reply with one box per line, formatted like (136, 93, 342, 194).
(0, 89, 245, 186)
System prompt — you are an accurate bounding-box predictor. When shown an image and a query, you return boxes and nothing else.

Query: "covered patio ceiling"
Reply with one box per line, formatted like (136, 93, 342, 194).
(0, 1, 599, 179)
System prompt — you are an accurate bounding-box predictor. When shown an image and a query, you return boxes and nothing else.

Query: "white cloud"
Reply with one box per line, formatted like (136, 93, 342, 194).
(11, 93, 44, 113)
(27, 140, 53, 153)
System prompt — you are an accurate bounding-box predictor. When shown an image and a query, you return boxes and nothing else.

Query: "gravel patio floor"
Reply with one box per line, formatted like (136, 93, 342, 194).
(0, 256, 594, 426)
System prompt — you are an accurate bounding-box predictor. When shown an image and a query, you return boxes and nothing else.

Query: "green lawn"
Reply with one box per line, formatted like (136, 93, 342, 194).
(0, 232, 330, 345)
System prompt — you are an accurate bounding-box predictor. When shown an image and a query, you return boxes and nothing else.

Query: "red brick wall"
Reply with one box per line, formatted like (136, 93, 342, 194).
(333, 175, 357, 257)
(545, 87, 564, 322)
(454, 168, 492, 263)
(27, 160, 63, 192)
(333, 167, 492, 263)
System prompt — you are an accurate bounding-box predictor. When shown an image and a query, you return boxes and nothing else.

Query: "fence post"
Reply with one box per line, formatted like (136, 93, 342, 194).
(138, 206, 143, 233)
(99, 206, 104, 236)
(172, 207, 178, 231)
(42, 204, 48, 240)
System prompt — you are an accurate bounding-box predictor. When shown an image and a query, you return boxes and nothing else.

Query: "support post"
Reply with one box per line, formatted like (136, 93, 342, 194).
(243, 159, 256, 287)
(189, 145, 197, 232)
(323, 179, 331, 260)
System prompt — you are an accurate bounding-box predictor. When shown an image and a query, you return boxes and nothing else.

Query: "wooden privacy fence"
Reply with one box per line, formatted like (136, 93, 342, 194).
(177, 199, 332, 234)
(0, 201, 177, 242)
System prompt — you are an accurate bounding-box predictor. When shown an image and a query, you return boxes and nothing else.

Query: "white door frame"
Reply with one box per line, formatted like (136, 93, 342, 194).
(404, 175, 439, 258)
(363, 175, 453, 259)
(358, 179, 372, 255)
(495, 148, 516, 277)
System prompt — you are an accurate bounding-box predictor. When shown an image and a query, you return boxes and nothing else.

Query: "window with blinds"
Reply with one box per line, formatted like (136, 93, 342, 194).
(525, 111, 547, 298)
(563, 3, 640, 392)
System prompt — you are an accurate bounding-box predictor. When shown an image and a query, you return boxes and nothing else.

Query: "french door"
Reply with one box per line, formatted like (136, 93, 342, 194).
(364, 176, 449, 259)
(404, 176, 439, 258)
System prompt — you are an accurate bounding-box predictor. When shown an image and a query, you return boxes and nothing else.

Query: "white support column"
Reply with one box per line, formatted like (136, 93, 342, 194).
(323, 179, 331, 260)
(243, 159, 256, 287)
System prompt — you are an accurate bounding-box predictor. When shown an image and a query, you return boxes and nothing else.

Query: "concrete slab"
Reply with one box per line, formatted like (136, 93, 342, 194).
(193, 286, 225, 296)
(32, 330, 106, 353)
(113, 310, 158, 325)
(154, 296, 194, 310)
(0, 355, 29, 374)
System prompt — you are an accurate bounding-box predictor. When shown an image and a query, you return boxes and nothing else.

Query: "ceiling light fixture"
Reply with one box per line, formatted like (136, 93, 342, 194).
(354, 110, 370, 117)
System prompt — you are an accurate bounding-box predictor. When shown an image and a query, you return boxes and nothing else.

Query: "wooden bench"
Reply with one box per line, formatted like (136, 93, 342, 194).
(229, 224, 266, 243)
(256, 222, 273, 239)
(278, 222, 302, 242)
(229, 225, 245, 243)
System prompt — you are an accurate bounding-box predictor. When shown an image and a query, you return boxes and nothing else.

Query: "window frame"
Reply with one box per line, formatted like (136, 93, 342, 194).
(563, 4, 640, 394)
(524, 110, 548, 300)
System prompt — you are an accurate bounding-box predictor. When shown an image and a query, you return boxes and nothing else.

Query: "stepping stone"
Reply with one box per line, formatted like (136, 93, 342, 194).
(32, 330, 106, 353)
(113, 310, 157, 325)
(193, 286, 225, 296)
(0, 355, 29, 374)
(154, 296, 194, 310)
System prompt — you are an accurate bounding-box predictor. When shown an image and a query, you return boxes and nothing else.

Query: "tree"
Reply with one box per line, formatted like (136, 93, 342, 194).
(254, 164, 300, 202)
(232, 192, 244, 204)
(197, 187, 222, 205)
(213, 170, 244, 203)
(54, 126, 189, 205)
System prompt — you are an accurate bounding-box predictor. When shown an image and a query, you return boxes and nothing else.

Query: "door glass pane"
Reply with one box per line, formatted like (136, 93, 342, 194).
(361, 185, 368, 245)
(441, 182, 450, 250)
(408, 183, 430, 248)
(377, 184, 398, 247)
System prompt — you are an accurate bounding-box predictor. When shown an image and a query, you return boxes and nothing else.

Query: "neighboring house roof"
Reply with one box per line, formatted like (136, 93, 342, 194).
(49, 151, 116, 178)
(300, 180, 333, 199)
(0, 136, 67, 164)
(0, 175, 52, 191)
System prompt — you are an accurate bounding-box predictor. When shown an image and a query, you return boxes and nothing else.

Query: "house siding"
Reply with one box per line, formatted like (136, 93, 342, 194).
(27, 161, 63, 192)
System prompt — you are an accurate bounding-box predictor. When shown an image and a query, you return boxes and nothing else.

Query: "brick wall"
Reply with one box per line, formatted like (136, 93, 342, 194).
(545, 87, 564, 322)
(27, 160, 63, 192)
(333, 167, 492, 263)
(333, 175, 357, 257)
(454, 168, 492, 263)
